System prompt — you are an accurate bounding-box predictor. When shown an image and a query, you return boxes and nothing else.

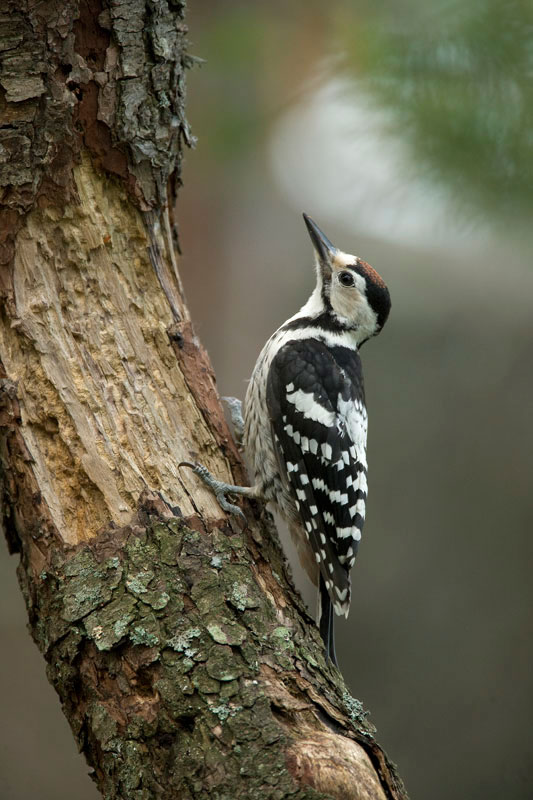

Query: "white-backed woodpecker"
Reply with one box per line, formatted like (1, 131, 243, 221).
(182, 214, 391, 667)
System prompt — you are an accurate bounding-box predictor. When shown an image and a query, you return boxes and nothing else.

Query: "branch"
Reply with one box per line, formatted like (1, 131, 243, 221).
(0, 3, 408, 798)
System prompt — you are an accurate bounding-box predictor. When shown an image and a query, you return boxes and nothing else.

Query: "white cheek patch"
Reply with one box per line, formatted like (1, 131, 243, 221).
(329, 261, 379, 338)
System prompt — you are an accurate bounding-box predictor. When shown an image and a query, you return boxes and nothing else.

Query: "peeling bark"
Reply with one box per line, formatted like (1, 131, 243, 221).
(0, 3, 408, 799)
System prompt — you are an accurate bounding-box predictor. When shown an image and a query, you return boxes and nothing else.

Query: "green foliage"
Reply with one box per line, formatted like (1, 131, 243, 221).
(188, 0, 532, 225)
(342, 0, 533, 223)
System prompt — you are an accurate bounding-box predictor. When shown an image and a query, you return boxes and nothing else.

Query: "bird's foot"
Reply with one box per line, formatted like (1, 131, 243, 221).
(179, 461, 255, 523)
(222, 396, 244, 445)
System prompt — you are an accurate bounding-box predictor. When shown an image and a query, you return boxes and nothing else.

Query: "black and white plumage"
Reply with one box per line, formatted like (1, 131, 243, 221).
(266, 338, 366, 614)
(243, 215, 390, 665)
(182, 214, 390, 667)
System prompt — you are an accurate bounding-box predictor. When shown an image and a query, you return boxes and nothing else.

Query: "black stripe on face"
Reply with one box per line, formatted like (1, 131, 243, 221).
(363, 278, 391, 330)
(350, 262, 391, 331)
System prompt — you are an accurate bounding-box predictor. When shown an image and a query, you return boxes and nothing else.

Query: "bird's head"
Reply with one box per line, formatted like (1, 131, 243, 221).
(303, 213, 391, 345)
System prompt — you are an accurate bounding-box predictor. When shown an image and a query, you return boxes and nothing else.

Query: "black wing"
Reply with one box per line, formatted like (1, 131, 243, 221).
(266, 338, 368, 617)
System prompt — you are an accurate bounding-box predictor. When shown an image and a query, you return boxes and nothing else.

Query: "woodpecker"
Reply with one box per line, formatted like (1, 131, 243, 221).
(182, 214, 390, 666)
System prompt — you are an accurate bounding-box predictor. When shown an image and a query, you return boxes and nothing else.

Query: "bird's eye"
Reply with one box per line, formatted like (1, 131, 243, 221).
(338, 271, 355, 287)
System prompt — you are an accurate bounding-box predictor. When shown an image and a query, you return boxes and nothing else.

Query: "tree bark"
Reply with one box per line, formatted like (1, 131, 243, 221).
(0, 3, 408, 799)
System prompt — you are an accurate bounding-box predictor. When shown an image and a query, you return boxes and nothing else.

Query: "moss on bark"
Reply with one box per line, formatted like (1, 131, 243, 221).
(20, 498, 333, 798)
(15, 490, 406, 799)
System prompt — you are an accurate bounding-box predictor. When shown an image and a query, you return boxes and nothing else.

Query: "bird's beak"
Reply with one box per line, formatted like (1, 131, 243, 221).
(303, 213, 337, 271)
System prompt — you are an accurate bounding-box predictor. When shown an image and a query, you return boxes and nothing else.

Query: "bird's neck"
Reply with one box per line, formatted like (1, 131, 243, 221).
(281, 287, 362, 350)
(297, 286, 324, 319)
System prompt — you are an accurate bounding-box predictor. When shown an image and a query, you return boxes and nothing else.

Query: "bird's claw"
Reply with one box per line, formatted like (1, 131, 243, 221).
(215, 492, 247, 522)
(179, 461, 247, 523)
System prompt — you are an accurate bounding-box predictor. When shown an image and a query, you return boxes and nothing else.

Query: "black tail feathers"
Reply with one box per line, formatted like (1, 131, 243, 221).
(319, 574, 338, 667)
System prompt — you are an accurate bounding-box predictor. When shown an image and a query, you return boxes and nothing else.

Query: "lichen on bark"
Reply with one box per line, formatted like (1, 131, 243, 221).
(21, 494, 366, 799)
(16, 487, 404, 799)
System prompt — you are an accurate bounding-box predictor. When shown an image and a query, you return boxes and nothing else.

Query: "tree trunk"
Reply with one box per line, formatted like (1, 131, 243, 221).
(0, 3, 408, 799)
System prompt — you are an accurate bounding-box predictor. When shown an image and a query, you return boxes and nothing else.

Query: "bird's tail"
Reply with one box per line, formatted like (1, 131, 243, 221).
(318, 573, 338, 667)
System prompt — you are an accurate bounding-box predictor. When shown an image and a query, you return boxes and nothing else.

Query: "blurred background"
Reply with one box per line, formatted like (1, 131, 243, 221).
(1, 1, 532, 798)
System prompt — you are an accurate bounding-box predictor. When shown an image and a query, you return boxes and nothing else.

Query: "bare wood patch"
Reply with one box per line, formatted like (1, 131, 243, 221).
(0, 156, 232, 545)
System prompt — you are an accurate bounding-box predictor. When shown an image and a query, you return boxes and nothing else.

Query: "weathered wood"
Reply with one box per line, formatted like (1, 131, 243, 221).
(0, 3, 408, 798)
